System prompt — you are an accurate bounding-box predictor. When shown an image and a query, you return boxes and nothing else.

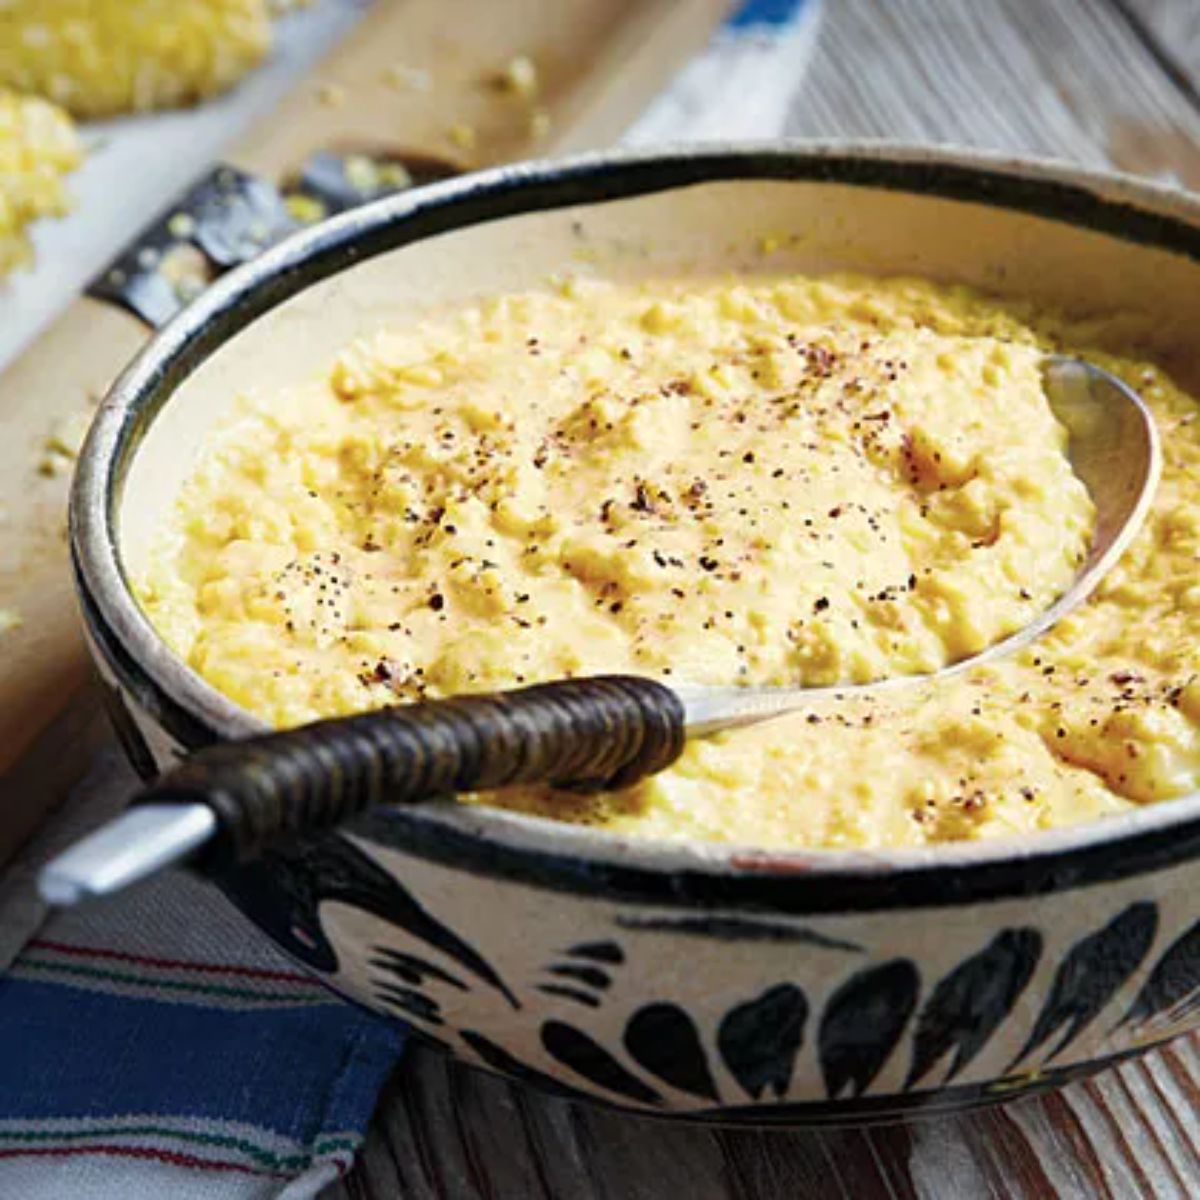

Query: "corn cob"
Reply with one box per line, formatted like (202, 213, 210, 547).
(0, 89, 80, 276)
(0, 1, 275, 119)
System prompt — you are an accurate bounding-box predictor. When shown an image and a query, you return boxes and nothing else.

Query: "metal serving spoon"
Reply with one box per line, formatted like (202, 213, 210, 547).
(39, 357, 1161, 905)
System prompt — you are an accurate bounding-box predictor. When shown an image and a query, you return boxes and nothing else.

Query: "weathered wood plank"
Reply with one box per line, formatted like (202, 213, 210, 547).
(786, 0, 1200, 185)
(332, 1, 1200, 1196)
(1119, 0, 1200, 87)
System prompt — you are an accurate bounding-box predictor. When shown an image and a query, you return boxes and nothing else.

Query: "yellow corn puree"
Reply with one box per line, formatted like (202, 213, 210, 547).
(0, 0, 275, 119)
(0, 89, 80, 276)
(137, 274, 1200, 849)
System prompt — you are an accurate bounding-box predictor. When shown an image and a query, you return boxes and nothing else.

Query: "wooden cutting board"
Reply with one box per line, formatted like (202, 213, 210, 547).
(0, 0, 730, 862)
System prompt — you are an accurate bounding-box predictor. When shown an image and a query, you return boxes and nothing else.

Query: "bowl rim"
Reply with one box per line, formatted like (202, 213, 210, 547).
(72, 138, 1200, 910)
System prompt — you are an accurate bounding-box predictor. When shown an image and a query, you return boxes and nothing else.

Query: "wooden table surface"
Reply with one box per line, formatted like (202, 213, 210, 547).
(333, 2, 1200, 1196)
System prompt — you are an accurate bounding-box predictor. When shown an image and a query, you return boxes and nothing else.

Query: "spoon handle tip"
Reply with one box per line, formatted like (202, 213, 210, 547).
(38, 802, 217, 906)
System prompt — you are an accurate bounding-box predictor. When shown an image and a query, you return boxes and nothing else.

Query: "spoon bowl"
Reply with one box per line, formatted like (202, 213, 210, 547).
(679, 355, 1162, 733)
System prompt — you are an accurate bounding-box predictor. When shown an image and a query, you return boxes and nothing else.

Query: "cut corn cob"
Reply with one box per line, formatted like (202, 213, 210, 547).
(0, 1, 275, 119)
(0, 89, 80, 276)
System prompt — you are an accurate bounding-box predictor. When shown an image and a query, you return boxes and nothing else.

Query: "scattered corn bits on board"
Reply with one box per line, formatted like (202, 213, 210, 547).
(0, 0, 730, 863)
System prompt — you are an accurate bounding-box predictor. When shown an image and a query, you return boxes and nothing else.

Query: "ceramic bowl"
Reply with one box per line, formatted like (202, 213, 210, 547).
(73, 143, 1200, 1125)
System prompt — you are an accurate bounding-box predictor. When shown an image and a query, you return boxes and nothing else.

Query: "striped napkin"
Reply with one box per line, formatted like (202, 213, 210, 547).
(0, 2, 820, 1196)
(0, 750, 404, 1199)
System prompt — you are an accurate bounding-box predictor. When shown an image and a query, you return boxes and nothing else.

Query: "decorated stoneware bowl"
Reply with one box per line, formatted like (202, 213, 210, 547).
(73, 144, 1200, 1125)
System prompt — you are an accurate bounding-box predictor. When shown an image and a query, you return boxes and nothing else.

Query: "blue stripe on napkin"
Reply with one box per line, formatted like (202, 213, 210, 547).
(0, 977, 402, 1139)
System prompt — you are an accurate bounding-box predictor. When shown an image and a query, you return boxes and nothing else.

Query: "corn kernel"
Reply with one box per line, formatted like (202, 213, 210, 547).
(0, 88, 80, 276)
(0, 1, 274, 118)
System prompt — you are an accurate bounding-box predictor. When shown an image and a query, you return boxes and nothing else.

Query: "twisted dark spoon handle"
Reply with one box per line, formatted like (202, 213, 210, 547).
(135, 675, 685, 862)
